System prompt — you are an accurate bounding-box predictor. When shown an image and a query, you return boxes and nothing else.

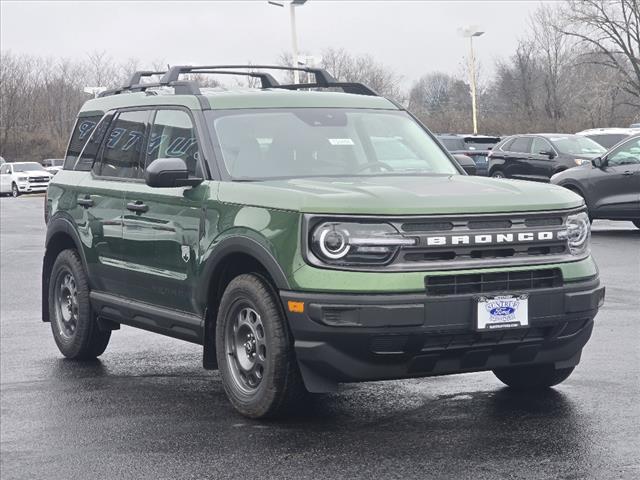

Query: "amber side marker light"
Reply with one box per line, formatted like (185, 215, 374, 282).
(288, 301, 305, 313)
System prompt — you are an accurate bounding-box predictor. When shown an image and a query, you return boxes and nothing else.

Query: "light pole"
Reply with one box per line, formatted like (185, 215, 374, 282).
(268, 0, 308, 84)
(458, 26, 484, 135)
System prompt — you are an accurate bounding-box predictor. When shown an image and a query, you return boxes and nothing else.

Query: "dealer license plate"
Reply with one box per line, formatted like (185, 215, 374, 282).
(476, 294, 529, 331)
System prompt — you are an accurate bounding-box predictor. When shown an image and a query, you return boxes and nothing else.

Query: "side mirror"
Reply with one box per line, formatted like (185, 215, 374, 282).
(453, 154, 477, 176)
(591, 157, 605, 168)
(539, 150, 556, 159)
(145, 158, 203, 188)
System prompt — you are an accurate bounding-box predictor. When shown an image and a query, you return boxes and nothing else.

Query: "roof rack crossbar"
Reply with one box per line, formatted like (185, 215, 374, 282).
(275, 82, 379, 96)
(190, 70, 280, 89)
(126, 70, 166, 88)
(161, 65, 336, 87)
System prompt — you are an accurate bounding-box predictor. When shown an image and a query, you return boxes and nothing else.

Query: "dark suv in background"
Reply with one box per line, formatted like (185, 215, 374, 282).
(488, 134, 606, 181)
(552, 134, 640, 227)
(437, 134, 500, 176)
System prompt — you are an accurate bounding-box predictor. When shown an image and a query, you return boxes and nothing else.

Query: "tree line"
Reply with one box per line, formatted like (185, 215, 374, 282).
(1, 0, 638, 162)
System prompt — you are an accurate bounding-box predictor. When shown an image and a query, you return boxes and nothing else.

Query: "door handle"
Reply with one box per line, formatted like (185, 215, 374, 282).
(126, 201, 149, 213)
(77, 196, 93, 208)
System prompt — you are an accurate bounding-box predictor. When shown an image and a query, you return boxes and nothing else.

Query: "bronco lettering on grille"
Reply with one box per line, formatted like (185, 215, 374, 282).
(424, 231, 556, 246)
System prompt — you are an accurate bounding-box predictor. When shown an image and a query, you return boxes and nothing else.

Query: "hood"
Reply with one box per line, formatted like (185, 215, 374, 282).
(20, 170, 51, 177)
(218, 175, 583, 215)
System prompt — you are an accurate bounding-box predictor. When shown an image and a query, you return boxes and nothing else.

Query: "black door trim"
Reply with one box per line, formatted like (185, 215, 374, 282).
(90, 291, 204, 344)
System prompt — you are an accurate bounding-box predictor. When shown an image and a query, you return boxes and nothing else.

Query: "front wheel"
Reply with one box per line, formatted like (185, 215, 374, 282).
(49, 249, 111, 359)
(216, 274, 307, 418)
(11, 183, 19, 197)
(491, 169, 505, 179)
(493, 364, 574, 390)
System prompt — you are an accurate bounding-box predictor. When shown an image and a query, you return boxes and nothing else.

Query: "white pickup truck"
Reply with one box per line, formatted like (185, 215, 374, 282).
(0, 162, 53, 197)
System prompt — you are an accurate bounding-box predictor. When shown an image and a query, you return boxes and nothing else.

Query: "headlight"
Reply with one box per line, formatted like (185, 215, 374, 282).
(573, 159, 590, 166)
(17, 176, 28, 182)
(558, 211, 590, 255)
(310, 221, 416, 265)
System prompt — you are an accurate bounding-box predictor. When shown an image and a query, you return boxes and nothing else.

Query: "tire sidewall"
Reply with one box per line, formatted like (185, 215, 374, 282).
(11, 183, 19, 197)
(49, 250, 93, 358)
(215, 275, 290, 417)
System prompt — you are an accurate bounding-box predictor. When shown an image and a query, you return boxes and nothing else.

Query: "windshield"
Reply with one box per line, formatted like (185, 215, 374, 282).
(13, 162, 46, 172)
(548, 135, 606, 157)
(208, 109, 458, 179)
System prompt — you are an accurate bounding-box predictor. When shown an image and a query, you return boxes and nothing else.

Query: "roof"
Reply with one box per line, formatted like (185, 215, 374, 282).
(79, 88, 398, 115)
(576, 127, 640, 135)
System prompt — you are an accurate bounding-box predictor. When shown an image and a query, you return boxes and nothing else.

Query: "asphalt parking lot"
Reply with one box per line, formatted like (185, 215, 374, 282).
(1, 195, 639, 480)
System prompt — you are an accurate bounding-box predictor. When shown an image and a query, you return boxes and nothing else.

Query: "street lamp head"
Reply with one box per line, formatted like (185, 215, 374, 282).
(457, 25, 485, 38)
(268, 0, 307, 5)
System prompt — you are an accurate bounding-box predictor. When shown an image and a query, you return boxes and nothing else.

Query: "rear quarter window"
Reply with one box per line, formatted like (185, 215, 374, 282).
(64, 114, 104, 171)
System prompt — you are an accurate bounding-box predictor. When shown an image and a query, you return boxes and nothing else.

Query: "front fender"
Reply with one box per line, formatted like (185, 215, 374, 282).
(195, 230, 291, 307)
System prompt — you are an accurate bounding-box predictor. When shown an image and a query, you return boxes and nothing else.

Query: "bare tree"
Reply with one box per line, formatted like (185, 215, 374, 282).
(559, 0, 640, 104)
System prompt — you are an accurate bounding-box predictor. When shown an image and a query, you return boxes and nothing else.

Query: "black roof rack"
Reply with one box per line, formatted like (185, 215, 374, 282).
(160, 64, 337, 87)
(127, 70, 165, 86)
(98, 65, 379, 98)
(186, 70, 280, 89)
(276, 82, 378, 96)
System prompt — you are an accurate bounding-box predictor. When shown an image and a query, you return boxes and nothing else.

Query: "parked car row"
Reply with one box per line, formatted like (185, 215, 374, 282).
(437, 128, 638, 228)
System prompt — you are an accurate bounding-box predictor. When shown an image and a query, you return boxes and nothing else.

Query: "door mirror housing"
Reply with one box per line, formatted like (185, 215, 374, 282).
(145, 158, 203, 188)
(539, 150, 556, 159)
(591, 156, 605, 168)
(452, 154, 477, 176)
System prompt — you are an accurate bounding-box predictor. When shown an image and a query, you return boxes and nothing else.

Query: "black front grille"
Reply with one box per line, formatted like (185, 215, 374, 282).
(425, 268, 563, 296)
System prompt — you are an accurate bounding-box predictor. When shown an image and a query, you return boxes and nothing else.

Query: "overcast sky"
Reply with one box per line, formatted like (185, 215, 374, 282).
(1, 0, 544, 86)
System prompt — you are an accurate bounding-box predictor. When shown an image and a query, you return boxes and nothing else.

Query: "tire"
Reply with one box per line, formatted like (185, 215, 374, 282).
(633, 220, 640, 229)
(491, 169, 505, 179)
(493, 364, 575, 390)
(11, 183, 19, 197)
(48, 249, 111, 359)
(216, 273, 307, 418)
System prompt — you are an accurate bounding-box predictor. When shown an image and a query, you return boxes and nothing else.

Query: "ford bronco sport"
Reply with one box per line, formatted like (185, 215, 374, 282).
(43, 66, 605, 418)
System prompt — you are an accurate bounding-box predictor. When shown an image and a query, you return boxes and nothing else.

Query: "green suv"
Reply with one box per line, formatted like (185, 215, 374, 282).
(43, 66, 605, 418)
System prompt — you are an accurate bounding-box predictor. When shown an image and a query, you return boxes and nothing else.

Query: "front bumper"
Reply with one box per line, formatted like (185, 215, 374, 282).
(17, 183, 48, 193)
(281, 276, 604, 392)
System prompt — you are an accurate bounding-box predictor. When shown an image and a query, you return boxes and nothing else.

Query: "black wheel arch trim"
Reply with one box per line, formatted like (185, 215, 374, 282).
(196, 235, 291, 307)
(42, 214, 88, 322)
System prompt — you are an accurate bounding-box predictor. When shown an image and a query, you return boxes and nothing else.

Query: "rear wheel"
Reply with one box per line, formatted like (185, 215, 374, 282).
(493, 364, 574, 390)
(49, 249, 111, 359)
(216, 273, 307, 418)
(11, 183, 19, 197)
(491, 169, 505, 179)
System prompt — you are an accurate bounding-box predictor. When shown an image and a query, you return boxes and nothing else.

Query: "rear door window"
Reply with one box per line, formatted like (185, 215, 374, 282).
(510, 137, 532, 154)
(95, 110, 149, 178)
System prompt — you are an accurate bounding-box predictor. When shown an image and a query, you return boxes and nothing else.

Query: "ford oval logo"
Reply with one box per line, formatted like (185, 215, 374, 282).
(490, 306, 515, 316)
